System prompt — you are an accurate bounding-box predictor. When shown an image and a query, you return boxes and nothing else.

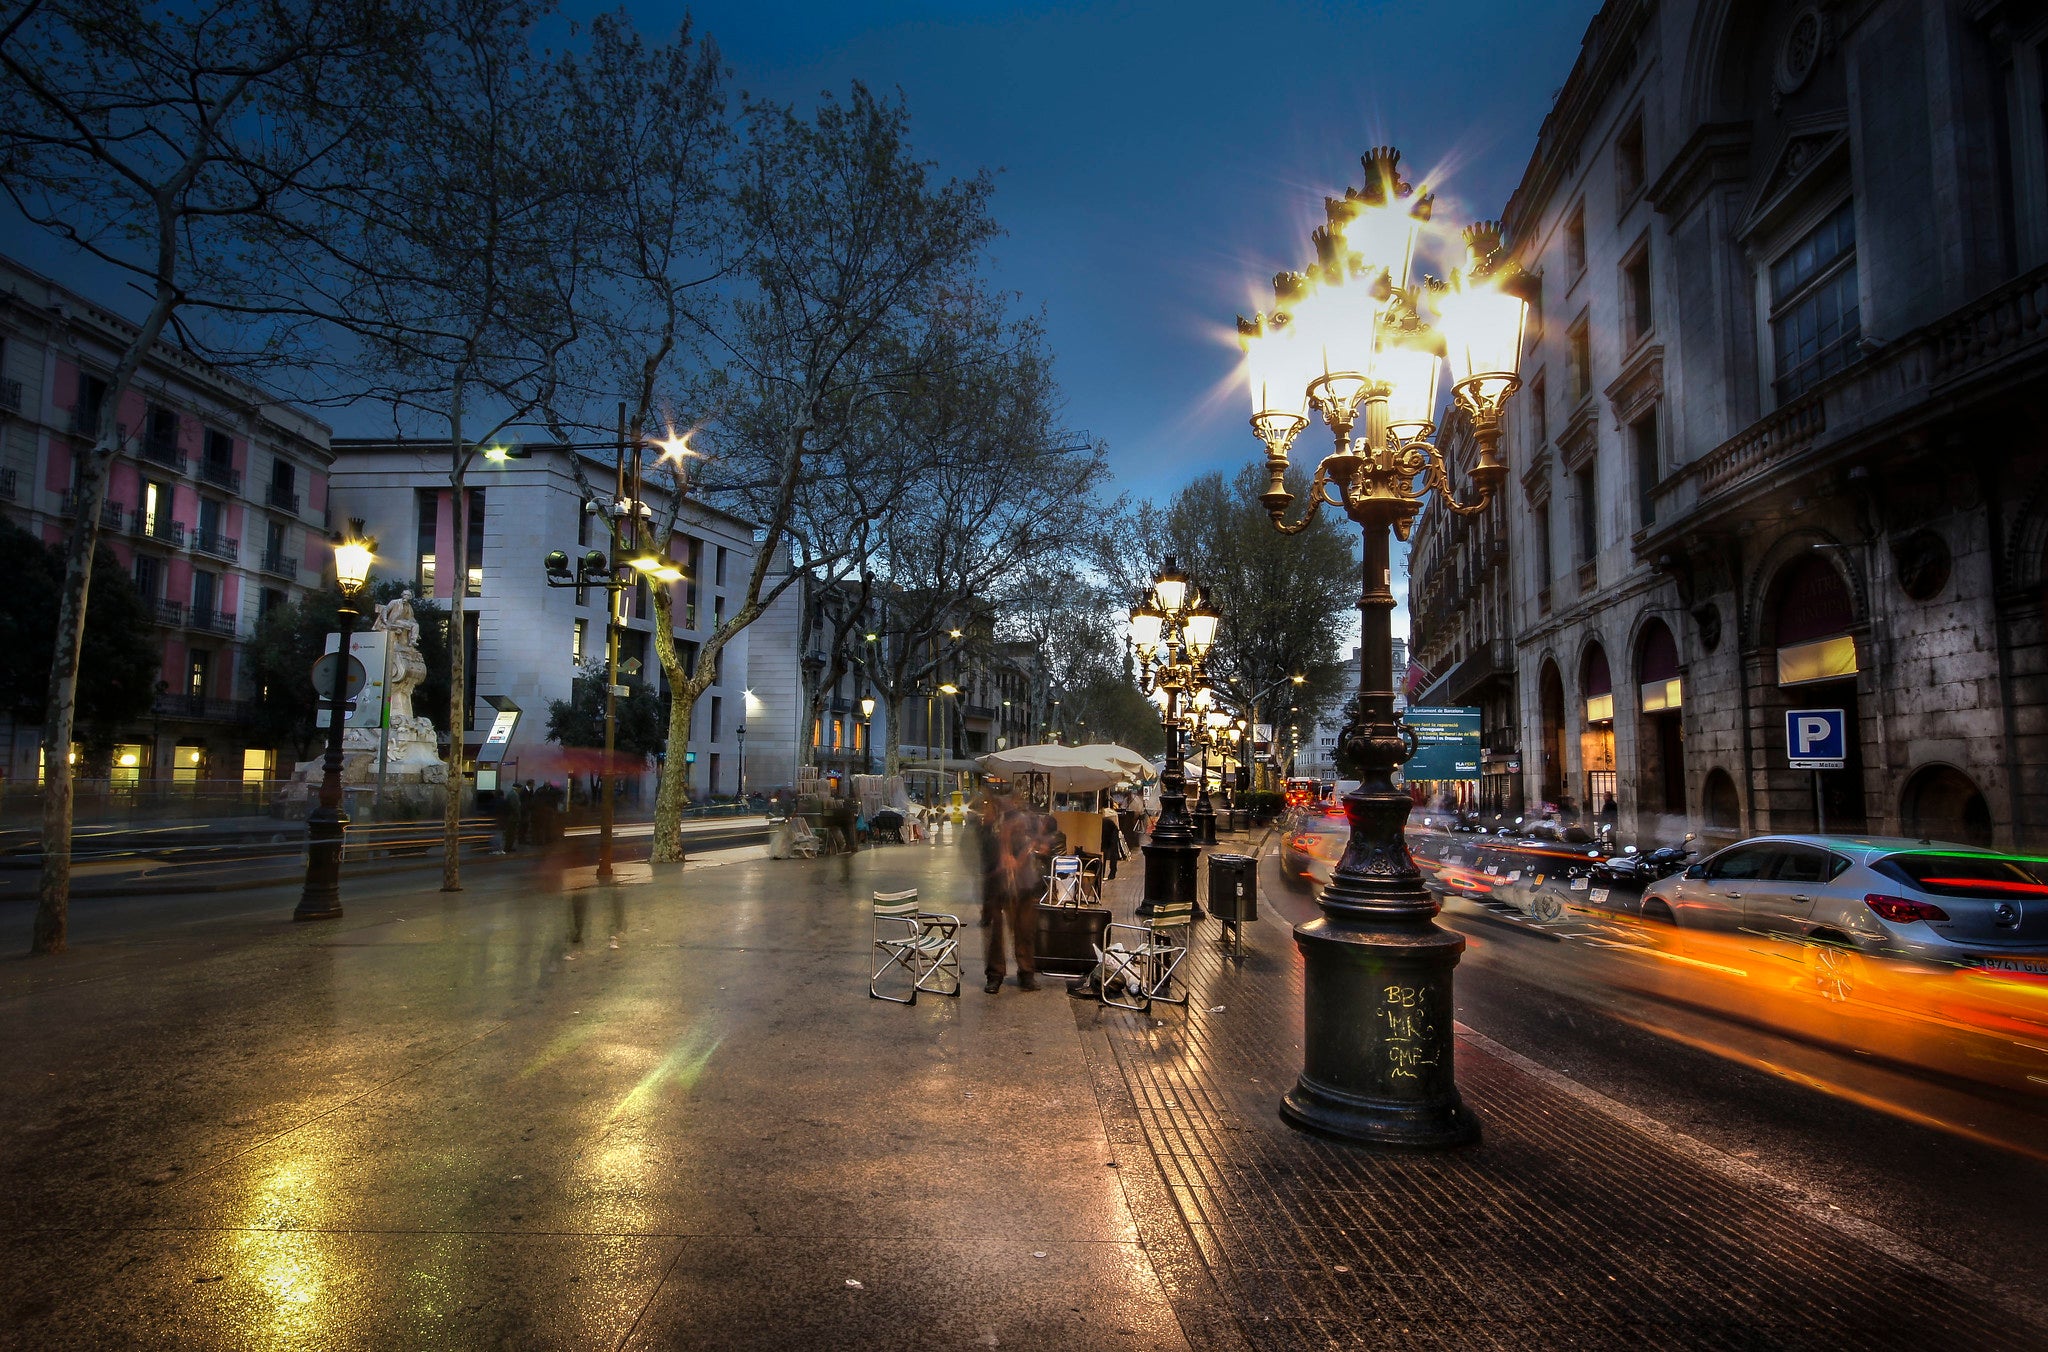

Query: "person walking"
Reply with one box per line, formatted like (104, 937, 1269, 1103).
(1099, 792, 1125, 881)
(985, 793, 1055, 993)
(828, 792, 860, 881)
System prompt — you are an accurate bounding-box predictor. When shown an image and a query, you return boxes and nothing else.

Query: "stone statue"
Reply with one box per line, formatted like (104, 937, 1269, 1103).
(373, 591, 430, 731)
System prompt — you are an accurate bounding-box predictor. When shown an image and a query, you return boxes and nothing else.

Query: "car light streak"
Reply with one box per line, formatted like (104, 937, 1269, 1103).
(1607, 1011, 2048, 1165)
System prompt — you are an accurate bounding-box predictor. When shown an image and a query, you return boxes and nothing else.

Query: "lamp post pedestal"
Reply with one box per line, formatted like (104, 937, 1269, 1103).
(297, 601, 358, 922)
(1140, 709, 1202, 917)
(1281, 519, 1477, 1148)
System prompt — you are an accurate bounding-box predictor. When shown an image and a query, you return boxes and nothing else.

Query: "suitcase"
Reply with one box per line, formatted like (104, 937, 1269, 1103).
(1034, 902, 1111, 977)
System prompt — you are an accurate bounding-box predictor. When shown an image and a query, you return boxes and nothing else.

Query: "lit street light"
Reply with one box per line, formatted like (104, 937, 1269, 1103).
(539, 406, 689, 880)
(1236, 146, 1529, 1147)
(1131, 557, 1219, 917)
(297, 519, 375, 922)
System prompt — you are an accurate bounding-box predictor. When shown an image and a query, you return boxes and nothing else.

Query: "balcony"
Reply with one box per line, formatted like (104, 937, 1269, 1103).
(188, 607, 238, 637)
(136, 513, 187, 548)
(147, 598, 186, 627)
(152, 692, 253, 723)
(193, 528, 239, 562)
(260, 548, 299, 579)
(197, 458, 241, 492)
(267, 481, 300, 513)
(138, 436, 187, 475)
(0, 378, 20, 413)
(58, 492, 128, 531)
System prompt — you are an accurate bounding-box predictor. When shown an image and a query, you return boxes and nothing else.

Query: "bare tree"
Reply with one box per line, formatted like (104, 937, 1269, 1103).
(855, 325, 1109, 773)
(0, 0, 442, 952)
(301, 2, 592, 890)
(634, 83, 1005, 859)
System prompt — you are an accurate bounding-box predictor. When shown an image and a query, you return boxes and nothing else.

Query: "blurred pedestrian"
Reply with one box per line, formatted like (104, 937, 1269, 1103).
(499, 780, 524, 854)
(985, 793, 1057, 993)
(1099, 793, 1125, 880)
(828, 793, 860, 880)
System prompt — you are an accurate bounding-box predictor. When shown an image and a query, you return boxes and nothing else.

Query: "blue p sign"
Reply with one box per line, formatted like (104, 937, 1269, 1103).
(1785, 709, 1847, 766)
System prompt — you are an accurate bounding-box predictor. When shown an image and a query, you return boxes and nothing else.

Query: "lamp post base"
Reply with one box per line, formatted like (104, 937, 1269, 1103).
(1139, 835, 1200, 916)
(296, 807, 347, 922)
(1280, 914, 1477, 1147)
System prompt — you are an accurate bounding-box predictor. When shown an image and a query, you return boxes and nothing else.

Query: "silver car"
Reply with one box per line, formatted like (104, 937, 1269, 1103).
(1639, 835, 2048, 989)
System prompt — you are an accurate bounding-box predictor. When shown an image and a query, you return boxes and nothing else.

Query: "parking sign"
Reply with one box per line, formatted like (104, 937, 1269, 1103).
(1785, 708, 1847, 769)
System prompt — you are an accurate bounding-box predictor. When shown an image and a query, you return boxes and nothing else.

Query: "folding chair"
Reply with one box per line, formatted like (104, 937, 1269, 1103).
(780, 815, 821, 859)
(1045, 855, 1086, 907)
(1091, 898, 1193, 1011)
(869, 888, 961, 1004)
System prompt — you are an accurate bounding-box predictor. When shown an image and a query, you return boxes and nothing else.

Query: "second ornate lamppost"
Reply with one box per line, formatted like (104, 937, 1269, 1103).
(1130, 558, 1219, 917)
(1236, 146, 1530, 1147)
(298, 520, 376, 922)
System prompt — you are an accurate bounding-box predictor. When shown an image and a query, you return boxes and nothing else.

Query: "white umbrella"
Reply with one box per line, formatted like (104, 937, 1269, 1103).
(976, 742, 1150, 792)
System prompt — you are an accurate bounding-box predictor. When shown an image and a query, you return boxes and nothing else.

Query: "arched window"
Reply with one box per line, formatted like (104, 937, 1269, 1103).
(1704, 768, 1741, 830)
(1772, 555, 1857, 685)
(1900, 765, 1992, 847)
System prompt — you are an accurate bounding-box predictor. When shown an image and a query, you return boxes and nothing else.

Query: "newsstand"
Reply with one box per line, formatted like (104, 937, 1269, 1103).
(1208, 852, 1258, 958)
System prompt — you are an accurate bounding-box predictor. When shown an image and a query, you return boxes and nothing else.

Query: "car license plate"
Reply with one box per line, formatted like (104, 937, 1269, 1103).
(1969, 955, 2048, 976)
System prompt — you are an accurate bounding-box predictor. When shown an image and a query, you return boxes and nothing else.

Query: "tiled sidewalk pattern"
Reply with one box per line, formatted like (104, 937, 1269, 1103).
(1074, 845, 2037, 1350)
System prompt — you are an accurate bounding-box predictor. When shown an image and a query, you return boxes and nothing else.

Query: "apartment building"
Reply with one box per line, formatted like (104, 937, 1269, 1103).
(0, 253, 334, 787)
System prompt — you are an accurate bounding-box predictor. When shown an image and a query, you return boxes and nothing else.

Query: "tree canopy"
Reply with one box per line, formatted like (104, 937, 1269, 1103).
(0, 519, 158, 746)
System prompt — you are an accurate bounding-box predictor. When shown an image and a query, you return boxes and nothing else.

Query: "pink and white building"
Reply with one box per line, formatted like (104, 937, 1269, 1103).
(0, 253, 334, 787)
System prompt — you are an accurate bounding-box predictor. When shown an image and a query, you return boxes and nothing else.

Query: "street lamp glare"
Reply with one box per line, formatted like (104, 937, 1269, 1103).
(651, 427, 699, 466)
(937, 682, 960, 696)
(333, 520, 374, 595)
(860, 696, 875, 718)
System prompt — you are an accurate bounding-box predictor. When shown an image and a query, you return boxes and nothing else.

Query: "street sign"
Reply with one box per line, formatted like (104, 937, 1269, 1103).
(1786, 708, 1847, 769)
(1402, 706, 1482, 780)
(314, 631, 389, 729)
(475, 707, 522, 765)
(309, 651, 367, 719)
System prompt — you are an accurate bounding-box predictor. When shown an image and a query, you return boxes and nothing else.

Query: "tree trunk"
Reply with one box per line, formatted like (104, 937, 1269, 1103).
(883, 692, 906, 776)
(30, 442, 111, 955)
(649, 585, 696, 863)
(441, 389, 468, 891)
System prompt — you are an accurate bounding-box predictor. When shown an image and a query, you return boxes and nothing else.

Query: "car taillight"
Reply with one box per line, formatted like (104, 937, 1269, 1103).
(1864, 894, 1950, 923)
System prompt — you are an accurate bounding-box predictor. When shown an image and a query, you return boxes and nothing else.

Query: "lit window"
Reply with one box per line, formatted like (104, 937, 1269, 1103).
(572, 619, 586, 665)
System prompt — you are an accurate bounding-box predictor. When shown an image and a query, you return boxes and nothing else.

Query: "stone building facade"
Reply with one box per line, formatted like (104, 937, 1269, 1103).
(1496, 0, 2048, 850)
(328, 440, 797, 799)
(1409, 408, 1521, 813)
(0, 254, 334, 788)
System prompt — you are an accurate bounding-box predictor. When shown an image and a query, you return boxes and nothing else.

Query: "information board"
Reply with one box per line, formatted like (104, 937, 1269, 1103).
(1401, 706, 1482, 781)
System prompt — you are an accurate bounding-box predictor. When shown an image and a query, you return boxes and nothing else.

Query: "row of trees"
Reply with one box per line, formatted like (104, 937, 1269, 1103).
(2, 0, 1106, 950)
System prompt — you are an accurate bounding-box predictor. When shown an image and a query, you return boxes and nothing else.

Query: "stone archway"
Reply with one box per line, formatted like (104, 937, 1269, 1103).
(1900, 764, 1993, 847)
(1579, 643, 1615, 823)
(1637, 619, 1686, 818)
(1538, 659, 1566, 808)
(1762, 552, 1867, 833)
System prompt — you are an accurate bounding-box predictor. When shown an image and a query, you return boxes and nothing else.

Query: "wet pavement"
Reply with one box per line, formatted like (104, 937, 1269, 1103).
(1, 831, 2043, 1349)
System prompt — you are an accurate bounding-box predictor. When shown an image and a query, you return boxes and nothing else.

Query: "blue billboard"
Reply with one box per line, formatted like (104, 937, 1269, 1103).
(1401, 706, 1482, 781)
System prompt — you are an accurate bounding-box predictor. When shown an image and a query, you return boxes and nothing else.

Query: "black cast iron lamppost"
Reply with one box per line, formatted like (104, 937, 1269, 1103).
(542, 414, 689, 880)
(1236, 146, 1529, 1147)
(297, 520, 375, 922)
(861, 694, 876, 773)
(1131, 558, 1219, 916)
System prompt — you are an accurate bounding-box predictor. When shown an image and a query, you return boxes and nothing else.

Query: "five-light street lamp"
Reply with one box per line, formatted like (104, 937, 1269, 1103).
(297, 520, 376, 922)
(1235, 146, 1530, 1147)
(1130, 558, 1219, 916)
(541, 409, 689, 880)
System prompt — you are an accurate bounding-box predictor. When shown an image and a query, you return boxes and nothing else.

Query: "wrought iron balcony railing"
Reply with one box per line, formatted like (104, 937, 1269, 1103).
(197, 458, 240, 492)
(192, 528, 239, 562)
(267, 481, 300, 513)
(260, 548, 299, 579)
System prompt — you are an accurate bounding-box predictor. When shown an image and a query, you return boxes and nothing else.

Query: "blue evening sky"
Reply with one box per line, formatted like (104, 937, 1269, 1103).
(627, 0, 1603, 504)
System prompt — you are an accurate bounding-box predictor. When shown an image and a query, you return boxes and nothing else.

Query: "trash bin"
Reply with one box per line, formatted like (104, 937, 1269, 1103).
(1208, 852, 1258, 922)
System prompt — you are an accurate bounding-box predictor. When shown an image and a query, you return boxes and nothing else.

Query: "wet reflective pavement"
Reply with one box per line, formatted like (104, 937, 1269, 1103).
(1, 836, 2044, 1348)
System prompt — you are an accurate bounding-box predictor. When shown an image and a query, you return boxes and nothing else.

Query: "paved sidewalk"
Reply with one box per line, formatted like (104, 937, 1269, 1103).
(0, 834, 2039, 1349)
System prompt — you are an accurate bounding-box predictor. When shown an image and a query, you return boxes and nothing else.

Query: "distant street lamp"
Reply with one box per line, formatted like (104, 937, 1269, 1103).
(1132, 557, 1219, 916)
(540, 407, 689, 881)
(736, 724, 747, 800)
(1236, 146, 1529, 1147)
(297, 519, 375, 922)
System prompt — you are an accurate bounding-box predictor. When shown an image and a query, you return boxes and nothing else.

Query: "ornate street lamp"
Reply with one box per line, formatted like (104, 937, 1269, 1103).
(860, 694, 876, 773)
(1132, 557, 1218, 916)
(1236, 146, 1529, 1147)
(540, 409, 689, 880)
(297, 520, 376, 921)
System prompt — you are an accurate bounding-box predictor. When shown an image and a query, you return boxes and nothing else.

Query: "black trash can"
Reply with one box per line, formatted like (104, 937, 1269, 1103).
(1207, 852, 1258, 922)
